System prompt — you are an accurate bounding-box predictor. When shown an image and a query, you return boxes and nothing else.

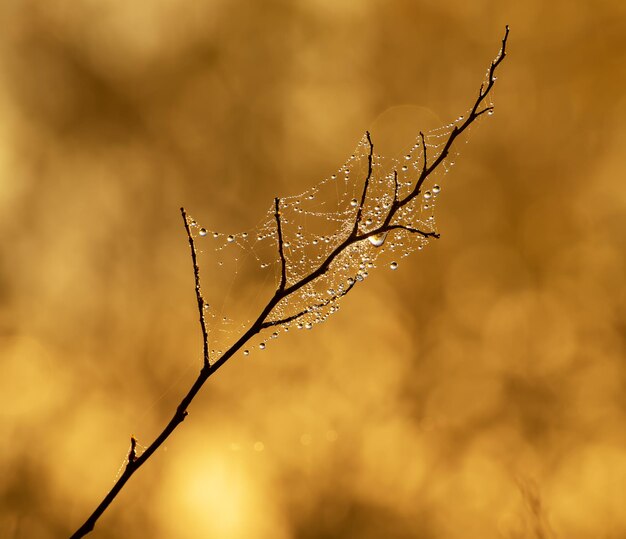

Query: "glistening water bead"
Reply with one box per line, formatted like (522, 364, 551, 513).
(390, 262, 398, 270)
(199, 228, 207, 237)
(432, 184, 441, 194)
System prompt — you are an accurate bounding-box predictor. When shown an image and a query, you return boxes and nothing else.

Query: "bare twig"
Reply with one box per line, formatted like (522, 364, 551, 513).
(181, 207, 210, 367)
(274, 197, 287, 291)
(69, 26, 509, 538)
(352, 130, 374, 236)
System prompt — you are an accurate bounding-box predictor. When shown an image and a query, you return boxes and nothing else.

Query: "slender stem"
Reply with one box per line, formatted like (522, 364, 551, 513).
(181, 208, 210, 367)
(274, 197, 287, 292)
(69, 25, 509, 538)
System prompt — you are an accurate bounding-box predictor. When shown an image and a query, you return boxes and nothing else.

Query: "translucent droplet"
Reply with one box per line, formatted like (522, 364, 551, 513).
(305, 322, 313, 330)
(284, 242, 291, 248)
(271, 332, 278, 339)
(390, 261, 398, 270)
(243, 349, 250, 356)
(488, 109, 494, 116)
(432, 184, 441, 194)
(227, 235, 235, 242)
(350, 199, 358, 207)
(199, 228, 207, 237)
(213, 232, 219, 238)
(259, 342, 266, 350)
(368, 232, 387, 247)
(365, 218, 373, 226)
(405, 154, 411, 160)
(424, 191, 432, 200)
(401, 165, 408, 172)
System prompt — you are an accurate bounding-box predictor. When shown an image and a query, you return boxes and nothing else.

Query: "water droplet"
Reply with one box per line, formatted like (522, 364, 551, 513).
(271, 332, 278, 339)
(305, 322, 313, 330)
(227, 235, 235, 242)
(365, 218, 373, 226)
(432, 184, 441, 194)
(347, 278, 355, 286)
(405, 154, 411, 160)
(368, 232, 387, 247)
(213, 232, 219, 238)
(350, 199, 358, 207)
(488, 109, 494, 116)
(243, 349, 250, 356)
(284, 242, 291, 248)
(259, 342, 266, 350)
(199, 228, 207, 237)
(402, 165, 408, 172)
(390, 262, 398, 270)
(424, 191, 432, 200)
(297, 322, 304, 329)
(242, 232, 248, 238)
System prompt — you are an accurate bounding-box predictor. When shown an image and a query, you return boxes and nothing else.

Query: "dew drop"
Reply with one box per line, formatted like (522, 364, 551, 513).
(243, 350, 250, 356)
(213, 232, 219, 238)
(432, 184, 441, 194)
(271, 332, 278, 339)
(402, 165, 408, 172)
(488, 109, 494, 116)
(390, 261, 398, 270)
(199, 228, 207, 237)
(259, 342, 266, 350)
(227, 235, 235, 242)
(368, 232, 387, 247)
(350, 198, 358, 207)
(424, 191, 432, 200)
(305, 322, 313, 330)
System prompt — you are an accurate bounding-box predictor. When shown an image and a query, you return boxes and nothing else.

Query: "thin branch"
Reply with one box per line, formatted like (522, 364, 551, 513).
(69, 26, 509, 538)
(180, 208, 210, 367)
(419, 131, 427, 176)
(274, 197, 287, 292)
(261, 277, 358, 329)
(352, 131, 374, 236)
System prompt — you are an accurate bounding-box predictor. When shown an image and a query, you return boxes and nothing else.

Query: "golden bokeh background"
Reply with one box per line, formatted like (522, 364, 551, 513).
(1, 1, 625, 538)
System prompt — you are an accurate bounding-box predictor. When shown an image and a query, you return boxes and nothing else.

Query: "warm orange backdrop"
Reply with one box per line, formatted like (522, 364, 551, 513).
(1, 1, 625, 538)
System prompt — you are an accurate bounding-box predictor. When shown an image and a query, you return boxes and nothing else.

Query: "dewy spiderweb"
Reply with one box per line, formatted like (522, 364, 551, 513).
(189, 71, 497, 363)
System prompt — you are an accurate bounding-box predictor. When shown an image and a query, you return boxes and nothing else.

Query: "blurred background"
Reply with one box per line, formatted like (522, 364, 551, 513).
(1, 0, 625, 537)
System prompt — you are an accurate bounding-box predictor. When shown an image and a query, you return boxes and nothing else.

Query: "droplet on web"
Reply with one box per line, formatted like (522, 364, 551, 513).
(350, 199, 358, 207)
(433, 184, 441, 194)
(259, 342, 266, 350)
(424, 191, 432, 200)
(368, 233, 387, 247)
(227, 235, 235, 242)
(199, 228, 207, 237)
(390, 262, 398, 270)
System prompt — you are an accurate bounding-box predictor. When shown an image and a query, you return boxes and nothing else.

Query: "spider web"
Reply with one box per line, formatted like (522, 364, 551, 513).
(188, 97, 493, 362)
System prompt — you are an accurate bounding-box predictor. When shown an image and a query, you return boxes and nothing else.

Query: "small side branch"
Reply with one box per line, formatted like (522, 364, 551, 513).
(353, 131, 374, 235)
(261, 277, 358, 329)
(126, 436, 137, 470)
(274, 197, 287, 292)
(181, 207, 210, 367)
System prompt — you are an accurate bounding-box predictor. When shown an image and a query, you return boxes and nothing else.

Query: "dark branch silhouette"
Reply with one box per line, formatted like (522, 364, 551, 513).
(69, 25, 509, 538)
